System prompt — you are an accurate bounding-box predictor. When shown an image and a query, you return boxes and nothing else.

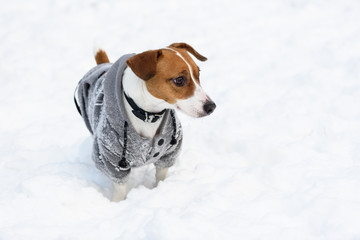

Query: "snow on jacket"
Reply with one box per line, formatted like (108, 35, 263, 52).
(75, 54, 183, 184)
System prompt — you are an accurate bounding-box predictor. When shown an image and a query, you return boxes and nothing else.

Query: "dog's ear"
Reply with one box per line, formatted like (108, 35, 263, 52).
(169, 43, 207, 61)
(126, 50, 162, 80)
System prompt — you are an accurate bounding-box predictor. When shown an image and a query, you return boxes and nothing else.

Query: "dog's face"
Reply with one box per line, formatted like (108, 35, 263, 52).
(126, 43, 216, 117)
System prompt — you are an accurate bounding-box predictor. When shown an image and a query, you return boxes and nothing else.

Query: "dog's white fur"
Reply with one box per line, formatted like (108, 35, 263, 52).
(109, 47, 213, 201)
(113, 67, 172, 201)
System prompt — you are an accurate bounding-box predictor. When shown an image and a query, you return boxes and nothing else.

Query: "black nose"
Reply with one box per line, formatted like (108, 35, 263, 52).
(203, 101, 216, 115)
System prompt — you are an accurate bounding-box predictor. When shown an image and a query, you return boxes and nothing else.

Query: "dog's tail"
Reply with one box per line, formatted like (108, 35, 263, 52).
(94, 47, 110, 65)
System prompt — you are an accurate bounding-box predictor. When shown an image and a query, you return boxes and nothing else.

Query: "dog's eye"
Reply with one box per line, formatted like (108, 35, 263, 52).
(172, 76, 186, 87)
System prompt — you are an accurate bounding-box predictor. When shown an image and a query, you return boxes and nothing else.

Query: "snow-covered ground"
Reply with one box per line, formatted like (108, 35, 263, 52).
(1, 0, 360, 239)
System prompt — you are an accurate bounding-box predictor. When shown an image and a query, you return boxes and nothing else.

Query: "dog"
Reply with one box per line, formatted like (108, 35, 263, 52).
(75, 43, 216, 201)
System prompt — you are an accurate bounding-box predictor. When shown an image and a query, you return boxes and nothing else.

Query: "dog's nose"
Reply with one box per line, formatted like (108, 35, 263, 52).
(203, 101, 216, 115)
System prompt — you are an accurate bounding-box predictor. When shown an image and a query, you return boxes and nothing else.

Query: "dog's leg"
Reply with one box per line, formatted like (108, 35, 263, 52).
(112, 182, 128, 202)
(155, 167, 168, 186)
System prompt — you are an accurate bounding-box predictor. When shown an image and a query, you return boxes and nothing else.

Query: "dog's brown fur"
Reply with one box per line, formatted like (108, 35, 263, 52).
(95, 49, 110, 65)
(126, 44, 207, 104)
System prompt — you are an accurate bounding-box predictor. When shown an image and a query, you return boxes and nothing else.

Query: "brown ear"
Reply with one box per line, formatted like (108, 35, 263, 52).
(169, 43, 207, 61)
(126, 50, 162, 80)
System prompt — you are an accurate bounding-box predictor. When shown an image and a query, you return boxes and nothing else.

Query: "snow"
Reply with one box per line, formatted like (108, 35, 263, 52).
(1, 0, 360, 239)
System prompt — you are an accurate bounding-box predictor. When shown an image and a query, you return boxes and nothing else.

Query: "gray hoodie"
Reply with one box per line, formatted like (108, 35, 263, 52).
(75, 54, 183, 184)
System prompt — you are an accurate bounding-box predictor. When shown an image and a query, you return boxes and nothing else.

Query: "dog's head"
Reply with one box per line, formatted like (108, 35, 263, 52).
(126, 43, 216, 118)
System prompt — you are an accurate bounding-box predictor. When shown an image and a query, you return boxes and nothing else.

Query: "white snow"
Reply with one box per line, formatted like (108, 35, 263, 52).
(1, 0, 360, 239)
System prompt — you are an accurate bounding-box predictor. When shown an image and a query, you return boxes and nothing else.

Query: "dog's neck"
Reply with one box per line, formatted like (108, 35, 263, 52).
(122, 67, 173, 139)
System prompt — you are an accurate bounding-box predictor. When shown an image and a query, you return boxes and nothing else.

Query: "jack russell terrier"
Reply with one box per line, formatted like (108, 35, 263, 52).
(74, 43, 216, 201)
